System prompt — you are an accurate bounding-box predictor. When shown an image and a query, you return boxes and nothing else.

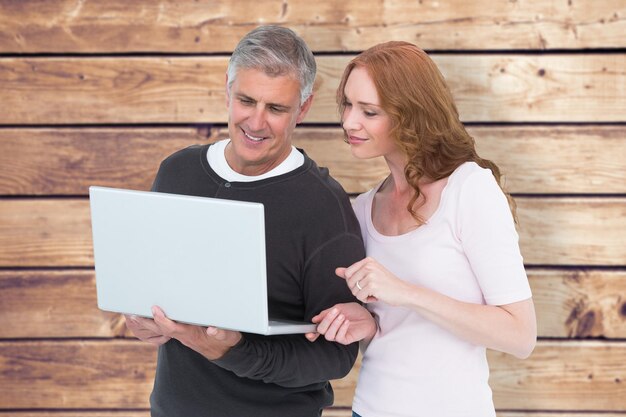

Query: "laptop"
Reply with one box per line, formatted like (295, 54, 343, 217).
(89, 186, 317, 335)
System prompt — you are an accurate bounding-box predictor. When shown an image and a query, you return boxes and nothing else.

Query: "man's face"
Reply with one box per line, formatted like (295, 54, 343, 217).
(225, 68, 312, 176)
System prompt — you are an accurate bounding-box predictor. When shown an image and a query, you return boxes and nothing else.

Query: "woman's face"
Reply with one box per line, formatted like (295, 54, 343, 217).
(341, 67, 399, 160)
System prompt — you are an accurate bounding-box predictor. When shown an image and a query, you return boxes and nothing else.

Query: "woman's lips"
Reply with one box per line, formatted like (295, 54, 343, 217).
(347, 135, 368, 144)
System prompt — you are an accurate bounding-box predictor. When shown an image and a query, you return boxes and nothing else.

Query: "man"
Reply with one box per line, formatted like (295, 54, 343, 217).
(124, 25, 365, 417)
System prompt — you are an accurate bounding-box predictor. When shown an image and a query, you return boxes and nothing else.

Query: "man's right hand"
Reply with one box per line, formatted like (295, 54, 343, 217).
(306, 302, 377, 345)
(124, 314, 171, 346)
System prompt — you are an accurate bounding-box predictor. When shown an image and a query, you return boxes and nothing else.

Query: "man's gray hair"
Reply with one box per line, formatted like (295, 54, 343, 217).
(227, 25, 316, 104)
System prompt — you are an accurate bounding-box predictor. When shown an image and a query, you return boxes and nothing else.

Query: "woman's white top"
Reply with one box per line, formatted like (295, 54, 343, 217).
(351, 162, 532, 417)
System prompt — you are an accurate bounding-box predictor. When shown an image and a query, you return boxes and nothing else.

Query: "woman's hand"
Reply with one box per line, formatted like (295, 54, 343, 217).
(337, 257, 410, 306)
(306, 302, 377, 345)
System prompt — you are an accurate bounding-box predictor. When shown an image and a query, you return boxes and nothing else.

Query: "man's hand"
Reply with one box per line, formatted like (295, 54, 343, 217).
(306, 302, 377, 345)
(151, 306, 242, 360)
(124, 314, 171, 346)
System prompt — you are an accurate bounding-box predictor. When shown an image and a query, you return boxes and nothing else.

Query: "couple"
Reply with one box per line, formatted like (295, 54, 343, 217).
(125, 25, 536, 417)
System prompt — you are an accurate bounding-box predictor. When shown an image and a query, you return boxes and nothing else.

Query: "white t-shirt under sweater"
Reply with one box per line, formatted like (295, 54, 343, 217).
(351, 162, 532, 417)
(207, 139, 304, 181)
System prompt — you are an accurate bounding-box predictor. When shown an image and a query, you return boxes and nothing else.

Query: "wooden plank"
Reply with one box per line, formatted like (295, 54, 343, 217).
(0, 57, 227, 124)
(0, 414, 149, 417)
(470, 125, 626, 194)
(499, 414, 626, 417)
(332, 341, 626, 410)
(489, 341, 626, 410)
(0, 0, 624, 52)
(0, 340, 624, 410)
(295, 125, 626, 195)
(323, 412, 626, 417)
(2, 125, 624, 195)
(2, 269, 625, 339)
(516, 198, 626, 266)
(1, 413, 623, 417)
(0, 199, 93, 267)
(0, 198, 623, 267)
(322, 412, 626, 417)
(0, 55, 624, 124)
(530, 270, 626, 339)
(0, 127, 209, 195)
(0, 270, 130, 338)
(0, 340, 156, 408)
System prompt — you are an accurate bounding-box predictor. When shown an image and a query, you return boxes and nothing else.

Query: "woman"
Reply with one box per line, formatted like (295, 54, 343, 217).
(306, 42, 536, 417)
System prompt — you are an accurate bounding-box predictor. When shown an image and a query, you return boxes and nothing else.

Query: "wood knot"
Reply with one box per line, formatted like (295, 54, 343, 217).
(537, 68, 546, 77)
(620, 302, 626, 318)
(576, 311, 596, 337)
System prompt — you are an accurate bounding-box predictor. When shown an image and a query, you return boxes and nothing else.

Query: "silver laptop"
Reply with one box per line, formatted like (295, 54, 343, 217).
(89, 186, 317, 335)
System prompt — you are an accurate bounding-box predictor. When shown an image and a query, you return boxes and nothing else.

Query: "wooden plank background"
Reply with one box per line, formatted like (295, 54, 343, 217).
(0, 0, 624, 415)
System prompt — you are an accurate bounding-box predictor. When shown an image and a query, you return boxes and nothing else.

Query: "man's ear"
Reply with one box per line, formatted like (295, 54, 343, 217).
(296, 94, 314, 124)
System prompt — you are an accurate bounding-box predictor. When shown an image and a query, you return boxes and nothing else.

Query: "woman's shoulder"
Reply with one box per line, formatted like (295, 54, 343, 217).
(448, 161, 498, 193)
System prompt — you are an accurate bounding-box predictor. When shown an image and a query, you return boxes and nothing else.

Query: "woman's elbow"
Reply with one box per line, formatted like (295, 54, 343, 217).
(512, 328, 537, 359)
(506, 298, 537, 359)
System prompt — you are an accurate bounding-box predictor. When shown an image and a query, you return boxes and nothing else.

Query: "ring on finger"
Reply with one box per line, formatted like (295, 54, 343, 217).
(356, 280, 363, 290)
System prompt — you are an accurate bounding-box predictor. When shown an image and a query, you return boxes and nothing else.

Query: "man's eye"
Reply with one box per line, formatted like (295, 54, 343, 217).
(240, 98, 254, 105)
(270, 106, 286, 113)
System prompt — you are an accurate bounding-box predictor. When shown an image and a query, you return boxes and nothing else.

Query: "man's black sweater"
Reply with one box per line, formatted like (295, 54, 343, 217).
(149, 144, 365, 417)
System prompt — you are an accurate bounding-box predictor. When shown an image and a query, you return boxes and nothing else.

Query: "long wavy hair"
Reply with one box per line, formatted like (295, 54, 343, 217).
(337, 41, 516, 225)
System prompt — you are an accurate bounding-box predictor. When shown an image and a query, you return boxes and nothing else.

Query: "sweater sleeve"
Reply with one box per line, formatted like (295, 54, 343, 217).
(213, 233, 364, 387)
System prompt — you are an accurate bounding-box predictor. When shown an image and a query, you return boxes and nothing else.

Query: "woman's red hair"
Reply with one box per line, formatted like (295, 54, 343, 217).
(337, 41, 516, 224)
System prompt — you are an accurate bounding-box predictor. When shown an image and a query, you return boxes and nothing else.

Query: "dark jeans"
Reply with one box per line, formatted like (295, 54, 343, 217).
(352, 412, 362, 417)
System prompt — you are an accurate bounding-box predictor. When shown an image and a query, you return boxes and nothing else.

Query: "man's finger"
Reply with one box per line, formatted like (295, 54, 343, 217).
(315, 308, 339, 335)
(323, 314, 345, 342)
(337, 320, 350, 344)
(305, 332, 320, 342)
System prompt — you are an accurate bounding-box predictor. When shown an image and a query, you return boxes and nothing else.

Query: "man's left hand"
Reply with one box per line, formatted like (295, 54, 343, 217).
(151, 305, 242, 360)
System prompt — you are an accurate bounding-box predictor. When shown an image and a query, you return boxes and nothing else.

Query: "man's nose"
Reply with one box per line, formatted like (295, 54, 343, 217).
(247, 107, 267, 131)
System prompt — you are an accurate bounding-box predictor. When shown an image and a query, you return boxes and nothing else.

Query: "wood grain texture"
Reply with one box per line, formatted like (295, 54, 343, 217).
(0, 408, 626, 417)
(530, 270, 626, 339)
(0, 199, 93, 267)
(1, 412, 624, 417)
(489, 341, 626, 410)
(1, 55, 624, 124)
(2, 269, 625, 339)
(0, 127, 210, 195)
(516, 198, 626, 265)
(0, 0, 624, 52)
(1, 197, 623, 267)
(0, 413, 149, 417)
(0, 270, 130, 338)
(1, 340, 624, 410)
(0, 340, 156, 408)
(1, 125, 624, 195)
(323, 412, 626, 417)
(332, 342, 626, 410)
(0, 57, 226, 124)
